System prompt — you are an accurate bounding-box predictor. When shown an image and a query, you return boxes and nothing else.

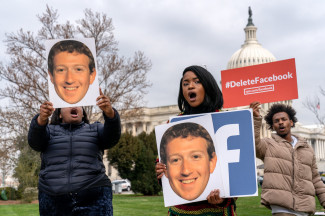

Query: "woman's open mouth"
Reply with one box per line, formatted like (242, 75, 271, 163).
(70, 108, 78, 118)
(188, 92, 197, 102)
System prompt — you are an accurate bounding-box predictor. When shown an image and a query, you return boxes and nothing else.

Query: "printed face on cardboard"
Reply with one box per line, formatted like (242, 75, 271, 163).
(47, 39, 98, 107)
(164, 136, 217, 201)
(156, 115, 226, 207)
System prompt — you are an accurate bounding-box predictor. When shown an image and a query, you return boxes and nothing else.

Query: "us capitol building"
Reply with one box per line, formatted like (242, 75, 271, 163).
(104, 9, 325, 180)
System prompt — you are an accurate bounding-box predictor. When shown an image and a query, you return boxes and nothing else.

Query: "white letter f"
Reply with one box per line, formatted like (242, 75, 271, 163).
(215, 124, 240, 197)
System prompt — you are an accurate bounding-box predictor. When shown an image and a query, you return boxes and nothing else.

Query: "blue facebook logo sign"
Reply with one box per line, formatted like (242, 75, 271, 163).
(170, 110, 257, 197)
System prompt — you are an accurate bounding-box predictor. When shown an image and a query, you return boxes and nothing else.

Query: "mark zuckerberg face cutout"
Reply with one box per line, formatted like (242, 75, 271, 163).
(165, 136, 217, 201)
(49, 51, 97, 104)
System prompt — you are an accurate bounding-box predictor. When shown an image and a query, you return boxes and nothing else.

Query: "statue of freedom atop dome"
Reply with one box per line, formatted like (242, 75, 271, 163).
(249, 7, 252, 18)
(247, 7, 254, 27)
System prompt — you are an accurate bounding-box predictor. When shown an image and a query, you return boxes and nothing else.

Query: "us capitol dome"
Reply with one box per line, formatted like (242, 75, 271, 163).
(225, 8, 293, 139)
(226, 8, 276, 70)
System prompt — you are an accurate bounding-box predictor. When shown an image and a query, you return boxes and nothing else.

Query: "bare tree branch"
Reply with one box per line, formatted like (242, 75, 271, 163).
(0, 5, 152, 150)
(303, 94, 325, 126)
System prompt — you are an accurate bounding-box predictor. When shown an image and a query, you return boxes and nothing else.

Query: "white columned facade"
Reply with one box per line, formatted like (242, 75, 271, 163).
(142, 122, 146, 133)
(319, 140, 321, 159)
(120, 105, 180, 136)
(291, 124, 325, 170)
(320, 139, 323, 159)
(321, 140, 325, 159)
(316, 139, 319, 159)
(322, 140, 325, 159)
(132, 124, 136, 136)
(320, 140, 322, 159)
(318, 139, 321, 159)
(122, 124, 126, 133)
(320, 140, 324, 159)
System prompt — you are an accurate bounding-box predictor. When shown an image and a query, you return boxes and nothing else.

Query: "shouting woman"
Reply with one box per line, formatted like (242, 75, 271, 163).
(156, 66, 237, 216)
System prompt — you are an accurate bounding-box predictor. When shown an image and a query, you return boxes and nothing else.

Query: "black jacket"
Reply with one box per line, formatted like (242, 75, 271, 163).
(28, 110, 121, 196)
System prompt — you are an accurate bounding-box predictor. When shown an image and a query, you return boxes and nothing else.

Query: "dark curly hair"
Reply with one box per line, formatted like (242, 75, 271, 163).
(160, 123, 215, 165)
(48, 40, 95, 76)
(264, 104, 298, 130)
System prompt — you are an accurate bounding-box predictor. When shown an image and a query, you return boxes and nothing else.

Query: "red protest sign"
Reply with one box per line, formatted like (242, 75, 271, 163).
(221, 58, 298, 108)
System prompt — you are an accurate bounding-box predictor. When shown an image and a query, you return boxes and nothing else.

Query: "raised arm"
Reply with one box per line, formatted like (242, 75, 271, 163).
(28, 101, 54, 152)
(250, 101, 268, 160)
(96, 88, 121, 149)
(97, 109, 121, 149)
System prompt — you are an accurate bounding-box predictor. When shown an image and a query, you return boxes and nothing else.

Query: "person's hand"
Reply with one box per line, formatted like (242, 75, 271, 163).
(249, 101, 261, 117)
(96, 88, 114, 118)
(38, 101, 55, 125)
(207, 189, 224, 205)
(156, 162, 167, 179)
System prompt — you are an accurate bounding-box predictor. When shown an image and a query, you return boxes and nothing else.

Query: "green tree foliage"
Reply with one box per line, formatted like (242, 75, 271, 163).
(106, 131, 141, 180)
(107, 130, 161, 195)
(131, 133, 160, 195)
(0, 187, 21, 200)
(138, 130, 158, 156)
(12, 134, 40, 203)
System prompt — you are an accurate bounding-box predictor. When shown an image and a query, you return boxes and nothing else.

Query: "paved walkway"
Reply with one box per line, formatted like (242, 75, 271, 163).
(116, 190, 134, 195)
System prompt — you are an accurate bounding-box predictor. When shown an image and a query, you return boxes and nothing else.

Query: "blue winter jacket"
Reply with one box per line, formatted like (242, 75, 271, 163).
(28, 110, 121, 196)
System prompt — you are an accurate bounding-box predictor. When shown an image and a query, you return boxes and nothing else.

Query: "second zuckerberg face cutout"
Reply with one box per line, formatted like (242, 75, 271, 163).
(46, 38, 99, 108)
(160, 123, 217, 201)
(165, 136, 217, 200)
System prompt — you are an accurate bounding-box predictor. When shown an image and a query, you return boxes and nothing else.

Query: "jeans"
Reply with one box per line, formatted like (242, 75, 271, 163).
(39, 186, 113, 216)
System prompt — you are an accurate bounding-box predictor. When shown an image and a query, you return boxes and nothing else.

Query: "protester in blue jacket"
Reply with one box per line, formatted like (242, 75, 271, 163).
(28, 88, 121, 216)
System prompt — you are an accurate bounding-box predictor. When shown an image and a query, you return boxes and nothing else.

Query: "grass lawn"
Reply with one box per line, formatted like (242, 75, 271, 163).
(0, 204, 39, 216)
(113, 195, 167, 215)
(0, 188, 324, 215)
